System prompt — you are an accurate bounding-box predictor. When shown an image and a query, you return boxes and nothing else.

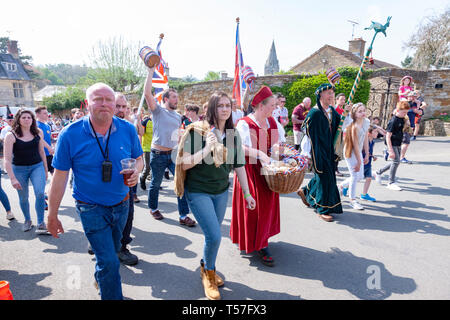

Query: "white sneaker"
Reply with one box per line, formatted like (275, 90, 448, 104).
(35, 222, 51, 235)
(387, 183, 402, 191)
(351, 200, 364, 210)
(6, 212, 15, 220)
(374, 172, 382, 185)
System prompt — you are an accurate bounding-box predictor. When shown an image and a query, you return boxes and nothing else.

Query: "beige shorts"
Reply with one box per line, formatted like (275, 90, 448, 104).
(293, 130, 304, 145)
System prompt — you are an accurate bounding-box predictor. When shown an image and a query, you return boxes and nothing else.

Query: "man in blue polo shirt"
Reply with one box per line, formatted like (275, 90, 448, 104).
(47, 82, 143, 300)
(35, 106, 54, 171)
(35, 106, 54, 209)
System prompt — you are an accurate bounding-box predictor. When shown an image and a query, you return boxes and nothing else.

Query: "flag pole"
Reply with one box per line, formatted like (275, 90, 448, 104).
(135, 33, 164, 126)
(236, 17, 244, 110)
(333, 17, 391, 146)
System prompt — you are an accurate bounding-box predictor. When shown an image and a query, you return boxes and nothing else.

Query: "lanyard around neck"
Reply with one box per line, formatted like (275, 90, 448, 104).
(89, 120, 112, 161)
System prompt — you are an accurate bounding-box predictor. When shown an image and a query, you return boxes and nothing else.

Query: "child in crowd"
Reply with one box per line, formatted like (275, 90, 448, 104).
(374, 101, 410, 191)
(398, 75, 413, 101)
(360, 125, 378, 202)
(412, 90, 427, 140)
(339, 103, 370, 210)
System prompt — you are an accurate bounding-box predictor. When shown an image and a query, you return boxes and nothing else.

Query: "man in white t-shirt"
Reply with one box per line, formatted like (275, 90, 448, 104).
(272, 93, 289, 127)
(231, 99, 244, 126)
(0, 116, 13, 141)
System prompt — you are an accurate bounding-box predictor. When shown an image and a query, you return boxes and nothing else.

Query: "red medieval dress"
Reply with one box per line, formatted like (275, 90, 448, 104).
(231, 115, 280, 253)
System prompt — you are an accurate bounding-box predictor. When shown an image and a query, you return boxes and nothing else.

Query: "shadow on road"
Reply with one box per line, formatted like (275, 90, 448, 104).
(241, 242, 416, 300)
(335, 208, 450, 237)
(0, 270, 52, 300)
(373, 200, 449, 222)
(131, 227, 197, 259)
(120, 260, 301, 300)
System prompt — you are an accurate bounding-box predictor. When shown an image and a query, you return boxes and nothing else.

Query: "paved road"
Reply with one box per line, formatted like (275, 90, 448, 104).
(0, 136, 449, 300)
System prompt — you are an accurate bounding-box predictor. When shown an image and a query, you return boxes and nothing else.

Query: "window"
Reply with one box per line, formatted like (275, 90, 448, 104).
(13, 82, 24, 98)
(2, 62, 17, 72)
(7, 63, 17, 72)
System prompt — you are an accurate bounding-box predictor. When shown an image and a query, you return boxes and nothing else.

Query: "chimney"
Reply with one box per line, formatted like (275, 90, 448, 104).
(7, 40, 19, 59)
(220, 71, 228, 80)
(348, 38, 366, 58)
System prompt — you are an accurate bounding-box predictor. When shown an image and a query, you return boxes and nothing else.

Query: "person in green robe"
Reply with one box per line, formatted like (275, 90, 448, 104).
(297, 83, 343, 222)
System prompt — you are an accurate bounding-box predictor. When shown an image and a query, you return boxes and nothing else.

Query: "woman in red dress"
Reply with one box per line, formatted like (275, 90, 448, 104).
(231, 86, 286, 267)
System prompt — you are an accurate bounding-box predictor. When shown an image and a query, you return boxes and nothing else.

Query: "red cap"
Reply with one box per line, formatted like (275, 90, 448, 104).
(251, 86, 273, 106)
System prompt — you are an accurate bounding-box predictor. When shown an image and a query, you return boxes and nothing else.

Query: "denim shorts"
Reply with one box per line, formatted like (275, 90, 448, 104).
(364, 164, 372, 179)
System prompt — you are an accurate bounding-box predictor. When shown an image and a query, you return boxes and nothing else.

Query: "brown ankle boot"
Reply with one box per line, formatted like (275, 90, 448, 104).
(200, 261, 224, 287)
(201, 268, 221, 300)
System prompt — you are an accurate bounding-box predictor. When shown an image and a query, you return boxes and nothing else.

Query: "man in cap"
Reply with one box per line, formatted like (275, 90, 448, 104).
(297, 84, 343, 222)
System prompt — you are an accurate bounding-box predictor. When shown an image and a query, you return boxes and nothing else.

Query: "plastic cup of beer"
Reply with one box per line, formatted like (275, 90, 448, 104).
(120, 158, 136, 186)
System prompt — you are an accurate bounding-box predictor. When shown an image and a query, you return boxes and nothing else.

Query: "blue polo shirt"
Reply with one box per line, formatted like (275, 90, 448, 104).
(37, 121, 52, 156)
(52, 116, 143, 206)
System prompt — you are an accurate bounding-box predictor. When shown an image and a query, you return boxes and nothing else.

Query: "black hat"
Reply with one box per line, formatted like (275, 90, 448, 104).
(6, 106, 14, 119)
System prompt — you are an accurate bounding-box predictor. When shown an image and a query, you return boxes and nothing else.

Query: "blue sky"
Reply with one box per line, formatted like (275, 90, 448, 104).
(2, 0, 448, 79)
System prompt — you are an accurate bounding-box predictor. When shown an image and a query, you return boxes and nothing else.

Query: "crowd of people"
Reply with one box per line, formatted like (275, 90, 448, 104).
(0, 71, 428, 300)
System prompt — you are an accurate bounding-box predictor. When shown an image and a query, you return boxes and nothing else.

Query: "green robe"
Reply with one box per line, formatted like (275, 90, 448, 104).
(302, 105, 343, 215)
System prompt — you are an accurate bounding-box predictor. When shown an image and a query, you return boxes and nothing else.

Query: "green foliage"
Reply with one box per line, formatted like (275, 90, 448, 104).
(86, 36, 146, 92)
(77, 67, 143, 93)
(401, 56, 413, 68)
(270, 70, 371, 134)
(36, 64, 90, 85)
(203, 71, 220, 81)
(275, 69, 296, 75)
(36, 68, 64, 85)
(336, 66, 373, 80)
(42, 86, 86, 113)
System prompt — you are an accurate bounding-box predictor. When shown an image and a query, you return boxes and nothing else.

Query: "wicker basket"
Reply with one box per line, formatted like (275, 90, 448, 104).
(261, 166, 306, 194)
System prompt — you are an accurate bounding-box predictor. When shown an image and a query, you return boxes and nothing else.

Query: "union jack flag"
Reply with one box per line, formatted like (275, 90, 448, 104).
(152, 37, 169, 103)
(232, 21, 247, 109)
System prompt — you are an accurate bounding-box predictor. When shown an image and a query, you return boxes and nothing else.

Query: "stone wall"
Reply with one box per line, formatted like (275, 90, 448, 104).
(421, 119, 450, 136)
(366, 68, 449, 123)
(0, 79, 35, 109)
(178, 68, 449, 121)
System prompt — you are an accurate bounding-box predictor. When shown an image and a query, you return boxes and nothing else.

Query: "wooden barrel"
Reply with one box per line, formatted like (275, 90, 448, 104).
(139, 46, 161, 68)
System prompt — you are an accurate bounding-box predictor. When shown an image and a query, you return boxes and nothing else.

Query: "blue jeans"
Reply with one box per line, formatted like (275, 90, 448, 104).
(185, 189, 228, 270)
(12, 162, 46, 224)
(0, 171, 11, 212)
(75, 199, 129, 300)
(148, 151, 189, 217)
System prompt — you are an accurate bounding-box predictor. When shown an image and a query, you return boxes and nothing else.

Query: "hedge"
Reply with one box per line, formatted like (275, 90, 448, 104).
(270, 67, 371, 134)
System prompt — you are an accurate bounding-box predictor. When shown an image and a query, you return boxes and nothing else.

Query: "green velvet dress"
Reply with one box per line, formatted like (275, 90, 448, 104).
(301, 105, 343, 215)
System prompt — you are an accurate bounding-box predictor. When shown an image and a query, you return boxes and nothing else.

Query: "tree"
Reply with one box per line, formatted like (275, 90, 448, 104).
(84, 36, 146, 92)
(401, 56, 413, 68)
(403, 8, 450, 70)
(203, 71, 220, 81)
(42, 86, 86, 113)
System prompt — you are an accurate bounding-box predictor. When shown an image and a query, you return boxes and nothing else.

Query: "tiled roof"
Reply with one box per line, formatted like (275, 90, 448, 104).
(0, 54, 31, 81)
(290, 44, 399, 71)
(34, 85, 67, 101)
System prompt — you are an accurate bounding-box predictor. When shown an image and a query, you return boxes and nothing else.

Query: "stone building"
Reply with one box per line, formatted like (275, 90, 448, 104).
(0, 40, 35, 113)
(264, 40, 280, 75)
(290, 38, 398, 74)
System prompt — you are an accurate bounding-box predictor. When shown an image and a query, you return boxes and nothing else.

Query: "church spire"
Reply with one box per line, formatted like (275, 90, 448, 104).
(264, 40, 279, 75)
